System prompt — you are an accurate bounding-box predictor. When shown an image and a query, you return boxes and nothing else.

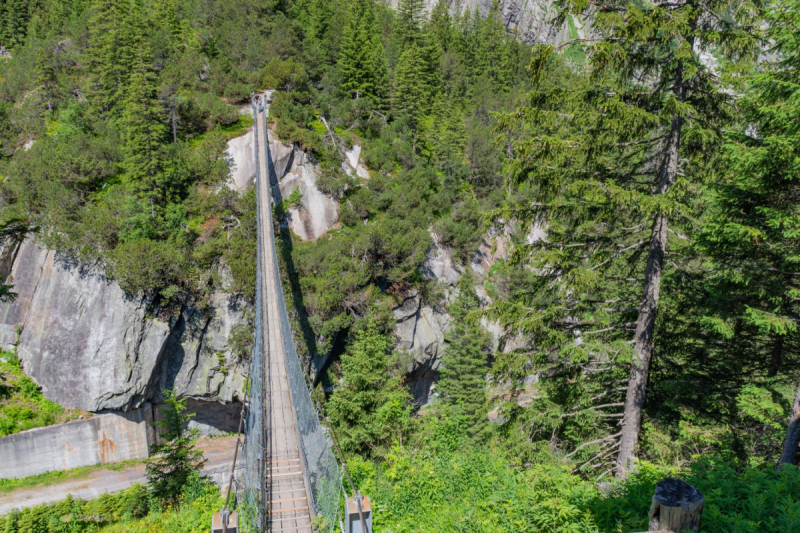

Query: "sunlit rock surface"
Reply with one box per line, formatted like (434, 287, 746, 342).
(0, 239, 248, 413)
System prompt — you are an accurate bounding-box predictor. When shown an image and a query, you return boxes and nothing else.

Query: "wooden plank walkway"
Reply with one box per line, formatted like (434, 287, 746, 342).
(255, 93, 314, 533)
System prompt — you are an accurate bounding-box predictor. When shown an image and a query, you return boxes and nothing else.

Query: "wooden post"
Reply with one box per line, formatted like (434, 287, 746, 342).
(648, 478, 704, 533)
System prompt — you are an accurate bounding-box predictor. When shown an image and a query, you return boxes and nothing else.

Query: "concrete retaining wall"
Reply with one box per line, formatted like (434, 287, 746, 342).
(0, 405, 155, 480)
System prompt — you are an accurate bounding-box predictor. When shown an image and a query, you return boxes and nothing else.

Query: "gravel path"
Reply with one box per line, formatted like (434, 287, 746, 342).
(0, 436, 239, 515)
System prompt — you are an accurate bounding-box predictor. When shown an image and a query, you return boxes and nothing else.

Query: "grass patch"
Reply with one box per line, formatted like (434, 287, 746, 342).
(219, 113, 254, 140)
(188, 113, 255, 149)
(0, 458, 145, 493)
(562, 15, 586, 68)
(0, 351, 86, 437)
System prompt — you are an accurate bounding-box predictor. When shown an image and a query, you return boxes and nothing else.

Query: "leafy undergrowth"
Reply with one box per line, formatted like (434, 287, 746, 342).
(0, 474, 222, 533)
(353, 444, 800, 533)
(0, 351, 85, 437)
(0, 459, 144, 494)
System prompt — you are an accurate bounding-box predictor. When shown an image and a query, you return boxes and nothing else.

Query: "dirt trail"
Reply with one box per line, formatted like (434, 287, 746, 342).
(0, 436, 239, 515)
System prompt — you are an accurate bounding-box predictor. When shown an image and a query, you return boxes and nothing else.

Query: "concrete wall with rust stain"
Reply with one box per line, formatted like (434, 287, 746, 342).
(0, 405, 155, 480)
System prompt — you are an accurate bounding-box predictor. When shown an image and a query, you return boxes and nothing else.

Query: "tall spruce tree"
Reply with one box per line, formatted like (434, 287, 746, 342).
(439, 272, 492, 440)
(120, 42, 168, 216)
(85, 0, 131, 117)
(34, 43, 59, 114)
(393, 42, 429, 130)
(396, 0, 425, 45)
(697, 1, 800, 467)
(426, 92, 467, 178)
(496, 0, 763, 478)
(429, 0, 454, 53)
(308, 0, 334, 42)
(1, 0, 30, 49)
(326, 319, 411, 456)
(477, 1, 515, 91)
(338, 0, 388, 105)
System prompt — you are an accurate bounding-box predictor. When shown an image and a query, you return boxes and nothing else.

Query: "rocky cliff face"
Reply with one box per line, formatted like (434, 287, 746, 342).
(389, 0, 573, 44)
(269, 134, 341, 241)
(0, 239, 247, 416)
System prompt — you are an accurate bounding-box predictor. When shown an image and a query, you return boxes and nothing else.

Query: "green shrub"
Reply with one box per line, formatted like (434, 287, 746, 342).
(109, 239, 189, 294)
(0, 476, 222, 533)
(0, 352, 79, 437)
(259, 58, 308, 92)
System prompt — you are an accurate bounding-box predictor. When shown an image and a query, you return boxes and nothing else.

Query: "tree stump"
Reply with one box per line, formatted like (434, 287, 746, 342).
(648, 478, 704, 532)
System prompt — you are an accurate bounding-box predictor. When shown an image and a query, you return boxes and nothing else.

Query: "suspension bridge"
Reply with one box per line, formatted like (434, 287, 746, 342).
(237, 94, 347, 533)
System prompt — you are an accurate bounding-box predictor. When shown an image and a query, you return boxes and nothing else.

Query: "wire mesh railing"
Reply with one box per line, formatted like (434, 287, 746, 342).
(262, 102, 344, 532)
(241, 96, 344, 532)
(241, 98, 266, 533)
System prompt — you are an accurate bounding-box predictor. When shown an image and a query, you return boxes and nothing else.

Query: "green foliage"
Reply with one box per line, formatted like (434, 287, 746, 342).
(492, 0, 765, 475)
(359, 434, 800, 533)
(337, 0, 387, 105)
(0, 475, 223, 533)
(110, 238, 188, 294)
(0, 352, 82, 437)
(326, 319, 412, 456)
(260, 58, 308, 92)
(146, 391, 207, 505)
(0, 0, 270, 300)
(392, 42, 435, 129)
(438, 272, 493, 440)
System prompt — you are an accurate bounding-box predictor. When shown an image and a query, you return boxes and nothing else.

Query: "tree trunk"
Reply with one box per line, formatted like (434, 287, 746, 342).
(616, 111, 684, 479)
(768, 336, 783, 378)
(648, 477, 704, 532)
(778, 378, 800, 468)
(171, 103, 178, 144)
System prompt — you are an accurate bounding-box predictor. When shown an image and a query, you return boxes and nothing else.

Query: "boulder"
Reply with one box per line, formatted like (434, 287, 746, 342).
(471, 231, 511, 277)
(269, 136, 296, 182)
(0, 239, 49, 350)
(16, 252, 170, 411)
(148, 291, 247, 405)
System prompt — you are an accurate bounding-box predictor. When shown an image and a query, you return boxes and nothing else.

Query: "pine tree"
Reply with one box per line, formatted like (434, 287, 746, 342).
(426, 92, 467, 178)
(455, 8, 482, 81)
(496, 0, 764, 478)
(338, 0, 387, 104)
(369, 33, 389, 110)
(34, 44, 59, 114)
(477, 1, 514, 91)
(308, 0, 334, 42)
(438, 272, 492, 440)
(85, 0, 131, 116)
(429, 0, 453, 52)
(145, 391, 207, 504)
(120, 43, 168, 215)
(1, 0, 30, 49)
(396, 0, 425, 46)
(326, 320, 411, 456)
(153, 0, 180, 43)
(696, 1, 800, 467)
(392, 43, 427, 129)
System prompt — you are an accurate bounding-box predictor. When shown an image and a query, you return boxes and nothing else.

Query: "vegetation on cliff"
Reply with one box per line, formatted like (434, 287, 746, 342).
(0, 351, 83, 437)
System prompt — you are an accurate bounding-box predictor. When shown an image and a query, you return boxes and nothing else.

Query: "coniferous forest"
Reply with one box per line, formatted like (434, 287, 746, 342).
(1, 0, 800, 531)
